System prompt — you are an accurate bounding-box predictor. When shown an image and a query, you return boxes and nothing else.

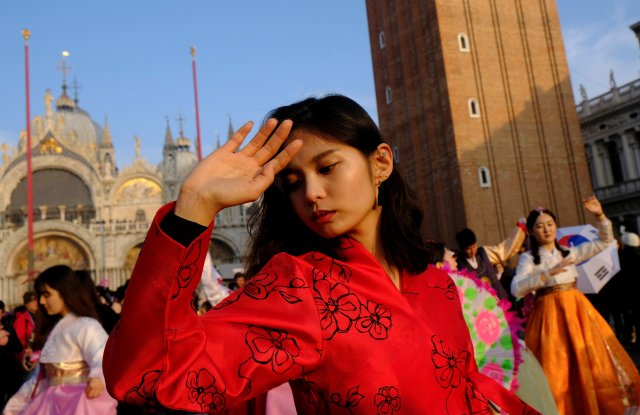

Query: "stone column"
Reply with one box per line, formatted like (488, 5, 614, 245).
(58, 205, 66, 221)
(629, 131, 640, 179)
(595, 141, 612, 187)
(39, 205, 47, 220)
(620, 132, 638, 180)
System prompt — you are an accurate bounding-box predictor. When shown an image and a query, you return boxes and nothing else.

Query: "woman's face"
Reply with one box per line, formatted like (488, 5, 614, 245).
(443, 248, 458, 271)
(531, 213, 557, 246)
(39, 284, 68, 316)
(281, 130, 382, 243)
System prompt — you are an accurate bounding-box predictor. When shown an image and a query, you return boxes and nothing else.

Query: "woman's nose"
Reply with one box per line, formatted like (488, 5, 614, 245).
(304, 178, 325, 202)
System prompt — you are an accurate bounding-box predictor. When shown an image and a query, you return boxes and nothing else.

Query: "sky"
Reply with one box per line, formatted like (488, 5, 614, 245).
(0, 1, 638, 167)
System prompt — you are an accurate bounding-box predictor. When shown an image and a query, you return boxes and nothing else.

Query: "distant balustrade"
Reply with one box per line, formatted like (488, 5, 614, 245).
(595, 176, 640, 200)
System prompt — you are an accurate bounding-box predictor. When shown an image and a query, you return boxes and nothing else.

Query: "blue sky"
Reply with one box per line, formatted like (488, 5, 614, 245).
(0, 1, 638, 166)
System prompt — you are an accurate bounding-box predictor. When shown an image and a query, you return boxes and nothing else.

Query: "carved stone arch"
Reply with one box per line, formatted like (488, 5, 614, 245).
(121, 240, 145, 271)
(6, 166, 97, 227)
(6, 227, 95, 278)
(110, 174, 164, 205)
(0, 220, 97, 272)
(209, 238, 238, 263)
(1, 155, 101, 208)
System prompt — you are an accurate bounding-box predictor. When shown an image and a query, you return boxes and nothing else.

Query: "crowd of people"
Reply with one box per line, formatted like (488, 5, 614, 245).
(1, 94, 640, 414)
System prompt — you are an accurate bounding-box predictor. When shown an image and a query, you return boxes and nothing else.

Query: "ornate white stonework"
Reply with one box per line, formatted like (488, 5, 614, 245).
(578, 72, 640, 233)
(0, 87, 250, 305)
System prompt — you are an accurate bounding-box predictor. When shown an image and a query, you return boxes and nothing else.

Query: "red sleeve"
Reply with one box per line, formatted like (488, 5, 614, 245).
(13, 313, 30, 349)
(103, 203, 323, 413)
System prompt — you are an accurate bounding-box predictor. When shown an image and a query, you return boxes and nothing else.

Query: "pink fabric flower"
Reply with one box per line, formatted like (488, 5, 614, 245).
(475, 310, 500, 345)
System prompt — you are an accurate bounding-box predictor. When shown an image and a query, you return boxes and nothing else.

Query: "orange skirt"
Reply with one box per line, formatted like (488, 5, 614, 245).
(525, 287, 640, 415)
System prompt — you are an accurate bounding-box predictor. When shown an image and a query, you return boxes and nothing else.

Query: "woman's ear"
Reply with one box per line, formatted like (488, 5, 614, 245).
(371, 143, 394, 184)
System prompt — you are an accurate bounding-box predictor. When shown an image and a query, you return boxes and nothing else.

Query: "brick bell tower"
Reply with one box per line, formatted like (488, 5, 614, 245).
(365, 0, 592, 245)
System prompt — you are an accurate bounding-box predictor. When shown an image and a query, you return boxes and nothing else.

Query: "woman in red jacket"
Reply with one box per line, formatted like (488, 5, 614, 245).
(104, 95, 536, 414)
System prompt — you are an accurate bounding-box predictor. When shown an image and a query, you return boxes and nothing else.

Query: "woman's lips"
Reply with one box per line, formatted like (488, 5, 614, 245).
(312, 210, 335, 224)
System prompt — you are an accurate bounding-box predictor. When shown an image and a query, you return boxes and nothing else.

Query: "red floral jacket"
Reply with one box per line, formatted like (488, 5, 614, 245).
(104, 203, 537, 414)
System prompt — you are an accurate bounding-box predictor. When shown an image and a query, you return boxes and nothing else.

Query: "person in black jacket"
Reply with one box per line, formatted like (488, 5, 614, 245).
(0, 300, 24, 411)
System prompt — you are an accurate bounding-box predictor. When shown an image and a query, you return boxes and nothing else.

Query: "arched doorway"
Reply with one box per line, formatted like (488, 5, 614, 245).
(124, 243, 144, 271)
(209, 239, 238, 264)
(13, 235, 89, 275)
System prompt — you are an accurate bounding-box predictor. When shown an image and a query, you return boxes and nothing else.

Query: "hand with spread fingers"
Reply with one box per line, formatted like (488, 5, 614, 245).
(582, 195, 606, 220)
(175, 119, 302, 226)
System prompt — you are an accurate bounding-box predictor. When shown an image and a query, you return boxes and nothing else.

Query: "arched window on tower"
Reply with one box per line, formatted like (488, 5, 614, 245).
(468, 98, 480, 118)
(478, 166, 491, 188)
(379, 31, 386, 49)
(458, 33, 470, 52)
(385, 86, 393, 105)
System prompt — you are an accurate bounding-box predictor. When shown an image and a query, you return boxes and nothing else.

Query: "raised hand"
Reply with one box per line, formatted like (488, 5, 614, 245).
(175, 119, 302, 225)
(582, 195, 605, 219)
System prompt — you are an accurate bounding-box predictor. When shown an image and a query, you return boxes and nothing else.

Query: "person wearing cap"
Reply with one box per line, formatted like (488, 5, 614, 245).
(455, 219, 526, 300)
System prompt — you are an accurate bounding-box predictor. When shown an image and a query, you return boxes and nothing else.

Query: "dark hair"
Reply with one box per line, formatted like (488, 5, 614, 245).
(23, 291, 36, 304)
(75, 269, 98, 298)
(245, 94, 433, 277)
(455, 228, 477, 250)
(526, 208, 569, 265)
(32, 265, 99, 349)
(0, 300, 5, 312)
(427, 241, 446, 264)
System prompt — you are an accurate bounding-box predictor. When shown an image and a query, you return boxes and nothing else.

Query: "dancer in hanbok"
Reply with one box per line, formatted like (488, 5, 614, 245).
(3, 265, 117, 415)
(104, 95, 537, 414)
(511, 198, 640, 414)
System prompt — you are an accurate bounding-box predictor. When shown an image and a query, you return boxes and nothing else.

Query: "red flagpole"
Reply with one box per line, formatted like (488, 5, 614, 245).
(22, 29, 34, 279)
(191, 46, 203, 161)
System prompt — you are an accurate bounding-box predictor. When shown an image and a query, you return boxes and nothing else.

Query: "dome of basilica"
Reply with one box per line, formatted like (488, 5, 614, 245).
(56, 106, 104, 147)
(45, 85, 104, 147)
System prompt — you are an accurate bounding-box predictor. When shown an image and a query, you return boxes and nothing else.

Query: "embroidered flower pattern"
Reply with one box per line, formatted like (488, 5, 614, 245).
(245, 327, 301, 374)
(464, 385, 492, 414)
(310, 252, 353, 283)
(328, 258, 353, 283)
(243, 271, 277, 300)
(427, 275, 458, 301)
(374, 386, 401, 414)
(186, 368, 226, 412)
(356, 300, 393, 340)
(215, 270, 308, 309)
(171, 239, 204, 299)
(313, 278, 361, 340)
(328, 386, 365, 413)
(431, 335, 468, 388)
(124, 370, 163, 407)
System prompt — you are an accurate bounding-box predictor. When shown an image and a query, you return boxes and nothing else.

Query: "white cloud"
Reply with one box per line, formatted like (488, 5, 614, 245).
(563, 3, 640, 101)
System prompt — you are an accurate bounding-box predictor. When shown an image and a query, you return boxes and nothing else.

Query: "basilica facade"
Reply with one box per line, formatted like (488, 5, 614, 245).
(0, 84, 251, 305)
